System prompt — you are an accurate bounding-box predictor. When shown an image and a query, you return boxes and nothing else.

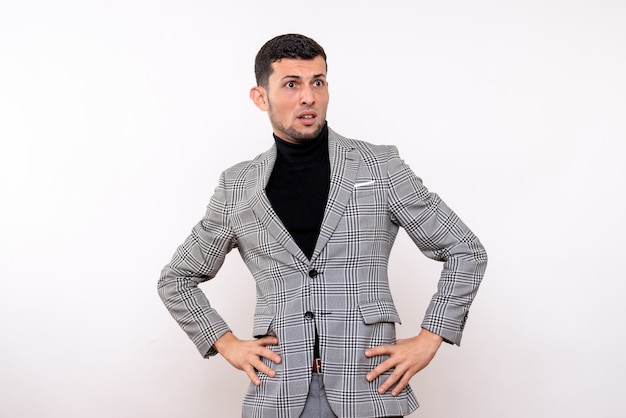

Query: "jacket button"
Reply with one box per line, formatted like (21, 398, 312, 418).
(304, 311, 315, 320)
(308, 269, 318, 278)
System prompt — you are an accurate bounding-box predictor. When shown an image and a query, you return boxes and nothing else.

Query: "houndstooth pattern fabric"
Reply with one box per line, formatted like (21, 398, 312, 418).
(158, 128, 488, 418)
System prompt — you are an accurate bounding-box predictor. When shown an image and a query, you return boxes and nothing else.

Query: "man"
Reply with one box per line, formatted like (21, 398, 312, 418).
(158, 34, 487, 418)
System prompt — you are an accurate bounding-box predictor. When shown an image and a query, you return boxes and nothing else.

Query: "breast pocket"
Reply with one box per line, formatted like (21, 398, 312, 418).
(353, 179, 376, 198)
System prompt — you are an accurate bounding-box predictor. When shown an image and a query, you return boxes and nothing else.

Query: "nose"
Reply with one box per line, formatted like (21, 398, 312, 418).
(300, 85, 315, 105)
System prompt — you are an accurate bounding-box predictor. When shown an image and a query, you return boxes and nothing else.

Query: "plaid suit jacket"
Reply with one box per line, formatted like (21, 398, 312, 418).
(159, 128, 487, 418)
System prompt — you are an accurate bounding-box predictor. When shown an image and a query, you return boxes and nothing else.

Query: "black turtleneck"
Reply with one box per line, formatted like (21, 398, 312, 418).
(265, 124, 330, 260)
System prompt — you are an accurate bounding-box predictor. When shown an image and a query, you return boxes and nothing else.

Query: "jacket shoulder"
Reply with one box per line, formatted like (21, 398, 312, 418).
(329, 128, 400, 163)
(220, 146, 274, 183)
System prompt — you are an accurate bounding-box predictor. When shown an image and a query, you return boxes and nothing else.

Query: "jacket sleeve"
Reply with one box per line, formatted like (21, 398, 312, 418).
(386, 146, 487, 346)
(158, 172, 237, 358)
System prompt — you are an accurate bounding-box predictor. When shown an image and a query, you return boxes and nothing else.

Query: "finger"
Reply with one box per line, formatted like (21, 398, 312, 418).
(390, 374, 412, 397)
(375, 367, 402, 394)
(243, 365, 262, 386)
(251, 358, 276, 378)
(257, 346, 282, 364)
(365, 356, 398, 382)
(364, 344, 394, 358)
(256, 336, 279, 346)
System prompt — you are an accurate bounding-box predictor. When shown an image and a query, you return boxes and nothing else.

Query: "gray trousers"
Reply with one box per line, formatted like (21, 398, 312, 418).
(299, 374, 403, 418)
(299, 374, 336, 418)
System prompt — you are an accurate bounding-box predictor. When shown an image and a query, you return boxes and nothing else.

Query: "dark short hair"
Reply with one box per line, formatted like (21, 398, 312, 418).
(254, 34, 327, 88)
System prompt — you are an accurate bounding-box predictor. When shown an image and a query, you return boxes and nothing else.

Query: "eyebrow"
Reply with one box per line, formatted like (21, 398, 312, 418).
(281, 73, 327, 81)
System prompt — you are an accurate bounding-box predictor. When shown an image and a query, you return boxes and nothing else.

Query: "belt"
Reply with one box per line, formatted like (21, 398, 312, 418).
(312, 358, 322, 374)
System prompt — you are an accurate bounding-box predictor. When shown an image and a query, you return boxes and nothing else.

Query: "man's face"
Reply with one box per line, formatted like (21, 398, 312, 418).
(251, 56, 329, 144)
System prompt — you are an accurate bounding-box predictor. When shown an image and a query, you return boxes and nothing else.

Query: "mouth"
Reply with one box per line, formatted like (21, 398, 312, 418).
(297, 111, 318, 125)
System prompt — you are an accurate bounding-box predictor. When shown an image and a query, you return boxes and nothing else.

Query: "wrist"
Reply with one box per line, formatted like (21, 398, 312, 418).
(213, 331, 236, 354)
(418, 328, 444, 346)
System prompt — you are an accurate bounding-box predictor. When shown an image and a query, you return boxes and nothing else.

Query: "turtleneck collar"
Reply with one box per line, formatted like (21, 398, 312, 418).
(272, 122, 329, 164)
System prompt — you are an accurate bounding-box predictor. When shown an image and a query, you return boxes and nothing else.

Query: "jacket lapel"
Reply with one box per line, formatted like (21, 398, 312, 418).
(248, 146, 310, 264)
(311, 129, 359, 262)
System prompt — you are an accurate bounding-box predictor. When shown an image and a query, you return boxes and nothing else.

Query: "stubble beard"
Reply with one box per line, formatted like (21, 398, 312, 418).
(268, 103, 324, 144)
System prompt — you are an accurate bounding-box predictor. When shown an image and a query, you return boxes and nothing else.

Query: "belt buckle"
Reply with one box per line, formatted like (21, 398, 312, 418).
(313, 358, 322, 374)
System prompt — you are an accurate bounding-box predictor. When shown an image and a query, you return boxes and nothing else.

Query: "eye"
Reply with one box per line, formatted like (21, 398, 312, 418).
(286, 81, 296, 88)
(313, 80, 324, 87)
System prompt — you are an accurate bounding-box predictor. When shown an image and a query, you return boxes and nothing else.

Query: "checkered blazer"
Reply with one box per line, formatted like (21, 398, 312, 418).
(159, 128, 487, 418)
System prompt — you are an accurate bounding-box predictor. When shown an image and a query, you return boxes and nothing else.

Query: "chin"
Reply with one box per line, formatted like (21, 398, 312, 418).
(272, 118, 325, 144)
(297, 128, 323, 141)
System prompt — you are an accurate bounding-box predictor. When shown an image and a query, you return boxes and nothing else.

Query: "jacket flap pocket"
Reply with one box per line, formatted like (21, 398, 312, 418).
(358, 300, 402, 325)
(252, 313, 275, 338)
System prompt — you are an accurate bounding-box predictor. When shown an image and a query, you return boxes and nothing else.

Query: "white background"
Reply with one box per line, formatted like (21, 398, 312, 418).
(1, 1, 625, 417)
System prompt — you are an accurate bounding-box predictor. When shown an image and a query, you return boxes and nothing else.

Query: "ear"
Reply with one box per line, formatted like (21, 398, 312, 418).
(249, 86, 268, 111)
